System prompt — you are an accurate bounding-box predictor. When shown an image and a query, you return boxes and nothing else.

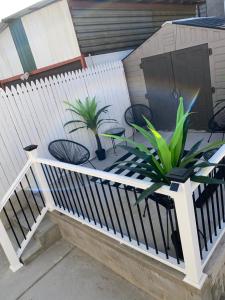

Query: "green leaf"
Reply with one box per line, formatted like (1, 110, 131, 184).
(135, 182, 165, 204)
(150, 128, 172, 172)
(64, 120, 86, 127)
(191, 175, 225, 185)
(131, 123, 157, 148)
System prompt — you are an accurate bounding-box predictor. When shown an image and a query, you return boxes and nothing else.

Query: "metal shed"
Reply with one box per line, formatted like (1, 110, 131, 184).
(123, 17, 225, 130)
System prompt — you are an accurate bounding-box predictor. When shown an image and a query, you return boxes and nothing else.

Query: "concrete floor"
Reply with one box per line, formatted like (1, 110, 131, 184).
(0, 239, 151, 300)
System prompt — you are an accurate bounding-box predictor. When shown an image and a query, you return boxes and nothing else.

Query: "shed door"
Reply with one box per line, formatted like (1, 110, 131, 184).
(141, 53, 177, 130)
(142, 44, 213, 130)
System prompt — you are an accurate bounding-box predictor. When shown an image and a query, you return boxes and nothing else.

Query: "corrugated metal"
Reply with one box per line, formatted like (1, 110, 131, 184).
(70, 1, 196, 55)
(9, 19, 36, 73)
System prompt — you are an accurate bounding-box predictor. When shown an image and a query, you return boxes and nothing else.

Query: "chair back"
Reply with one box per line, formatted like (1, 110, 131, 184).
(48, 139, 90, 165)
(208, 105, 225, 131)
(125, 104, 152, 127)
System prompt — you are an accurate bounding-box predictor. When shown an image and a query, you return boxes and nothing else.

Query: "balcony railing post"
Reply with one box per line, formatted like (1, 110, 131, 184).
(24, 145, 55, 212)
(0, 218, 23, 271)
(172, 178, 207, 288)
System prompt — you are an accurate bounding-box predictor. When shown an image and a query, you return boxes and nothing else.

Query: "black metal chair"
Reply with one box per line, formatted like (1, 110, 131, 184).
(48, 139, 95, 168)
(124, 104, 153, 140)
(208, 105, 225, 142)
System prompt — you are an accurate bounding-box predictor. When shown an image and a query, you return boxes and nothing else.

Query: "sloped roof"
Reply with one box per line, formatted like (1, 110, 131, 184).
(173, 17, 225, 30)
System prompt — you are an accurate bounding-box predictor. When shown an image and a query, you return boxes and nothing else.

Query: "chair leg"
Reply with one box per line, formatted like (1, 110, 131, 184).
(88, 160, 96, 169)
(166, 210, 170, 250)
(132, 129, 135, 141)
(208, 132, 213, 143)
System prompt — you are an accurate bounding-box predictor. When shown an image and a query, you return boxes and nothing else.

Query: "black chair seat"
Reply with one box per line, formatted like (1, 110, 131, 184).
(48, 139, 95, 168)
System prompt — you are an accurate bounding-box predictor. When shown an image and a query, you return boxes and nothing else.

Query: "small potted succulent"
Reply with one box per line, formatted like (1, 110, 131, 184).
(103, 96, 225, 202)
(64, 97, 116, 161)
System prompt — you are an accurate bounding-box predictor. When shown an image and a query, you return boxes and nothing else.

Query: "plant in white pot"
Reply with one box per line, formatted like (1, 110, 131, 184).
(64, 97, 116, 161)
(103, 96, 225, 202)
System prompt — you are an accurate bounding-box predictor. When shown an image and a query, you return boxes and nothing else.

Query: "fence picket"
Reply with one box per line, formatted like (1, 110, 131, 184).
(0, 61, 131, 199)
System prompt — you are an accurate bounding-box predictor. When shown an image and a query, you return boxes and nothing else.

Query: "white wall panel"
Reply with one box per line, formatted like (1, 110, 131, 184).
(0, 28, 23, 80)
(22, 0, 81, 69)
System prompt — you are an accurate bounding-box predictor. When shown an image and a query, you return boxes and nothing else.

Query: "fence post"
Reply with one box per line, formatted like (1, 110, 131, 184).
(171, 176, 207, 288)
(0, 219, 23, 271)
(24, 145, 55, 212)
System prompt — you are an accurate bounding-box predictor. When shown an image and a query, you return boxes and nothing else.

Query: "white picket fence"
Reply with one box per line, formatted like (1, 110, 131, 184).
(0, 61, 131, 200)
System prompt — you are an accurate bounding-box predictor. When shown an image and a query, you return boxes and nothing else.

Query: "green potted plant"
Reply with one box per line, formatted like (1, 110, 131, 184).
(64, 97, 116, 161)
(103, 96, 225, 202)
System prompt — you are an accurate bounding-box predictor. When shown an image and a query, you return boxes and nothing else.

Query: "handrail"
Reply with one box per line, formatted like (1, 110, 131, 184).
(191, 144, 225, 192)
(0, 159, 32, 212)
(36, 157, 177, 198)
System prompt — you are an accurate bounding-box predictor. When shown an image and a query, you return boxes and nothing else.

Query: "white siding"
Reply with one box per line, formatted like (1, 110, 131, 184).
(0, 28, 23, 80)
(22, 0, 81, 69)
(124, 22, 225, 107)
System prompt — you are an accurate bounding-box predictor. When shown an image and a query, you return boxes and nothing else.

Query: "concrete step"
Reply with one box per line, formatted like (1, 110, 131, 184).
(7, 212, 61, 265)
(20, 239, 42, 265)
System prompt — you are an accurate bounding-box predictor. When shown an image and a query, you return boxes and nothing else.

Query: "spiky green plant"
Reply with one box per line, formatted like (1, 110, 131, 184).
(64, 97, 116, 151)
(103, 97, 225, 203)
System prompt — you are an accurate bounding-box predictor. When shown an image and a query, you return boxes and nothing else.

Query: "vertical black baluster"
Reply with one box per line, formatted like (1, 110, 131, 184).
(193, 193, 203, 259)
(208, 176, 217, 236)
(30, 167, 45, 207)
(200, 206, 208, 251)
(68, 171, 84, 219)
(25, 174, 41, 215)
(215, 188, 221, 229)
(133, 189, 148, 250)
(20, 182, 36, 223)
(124, 186, 139, 245)
(155, 201, 169, 259)
(14, 191, 31, 231)
(145, 198, 158, 254)
(108, 183, 123, 238)
(100, 179, 115, 232)
(62, 169, 80, 216)
(52, 166, 70, 211)
(3, 207, 21, 248)
(203, 185, 212, 244)
(61, 169, 75, 214)
(47, 165, 65, 209)
(57, 168, 74, 213)
(94, 181, 109, 230)
(80, 174, 96, 224)
(219, 183, 225, 222)
(42, 165, 61, 208)
(86, 175, 102, 227)
(116, 186, 131, 241)
(168, 208, 180, 264)
(74, 172, 90, 222)
(9, 199, 26, 240)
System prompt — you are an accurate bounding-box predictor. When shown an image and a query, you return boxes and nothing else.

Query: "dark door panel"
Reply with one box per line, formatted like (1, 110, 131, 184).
(142, 44, 213, 131)
(171, 44, 213, 130)
(142, 53, 177, 130)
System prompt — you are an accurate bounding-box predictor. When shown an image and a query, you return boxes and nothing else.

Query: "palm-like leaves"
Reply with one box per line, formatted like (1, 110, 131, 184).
(64, 97, 117, 150)
(102, 96, 225, 203)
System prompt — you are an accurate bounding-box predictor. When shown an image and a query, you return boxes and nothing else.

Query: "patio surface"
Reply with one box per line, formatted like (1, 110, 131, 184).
(0, 239, 151, 300)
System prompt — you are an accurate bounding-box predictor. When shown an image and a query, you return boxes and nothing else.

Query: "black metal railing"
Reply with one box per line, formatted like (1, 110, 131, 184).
(193, 162, 225, 259)
(0, 166, 45, 251)
(42, 163, 181, 264)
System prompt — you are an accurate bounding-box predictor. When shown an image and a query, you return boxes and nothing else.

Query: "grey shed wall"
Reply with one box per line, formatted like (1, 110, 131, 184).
(123, 22, 225, 108)
(69, 1, 196, 55)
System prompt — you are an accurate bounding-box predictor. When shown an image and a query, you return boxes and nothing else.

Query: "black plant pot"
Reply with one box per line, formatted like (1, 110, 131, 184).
(95, 148, 106, 161)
